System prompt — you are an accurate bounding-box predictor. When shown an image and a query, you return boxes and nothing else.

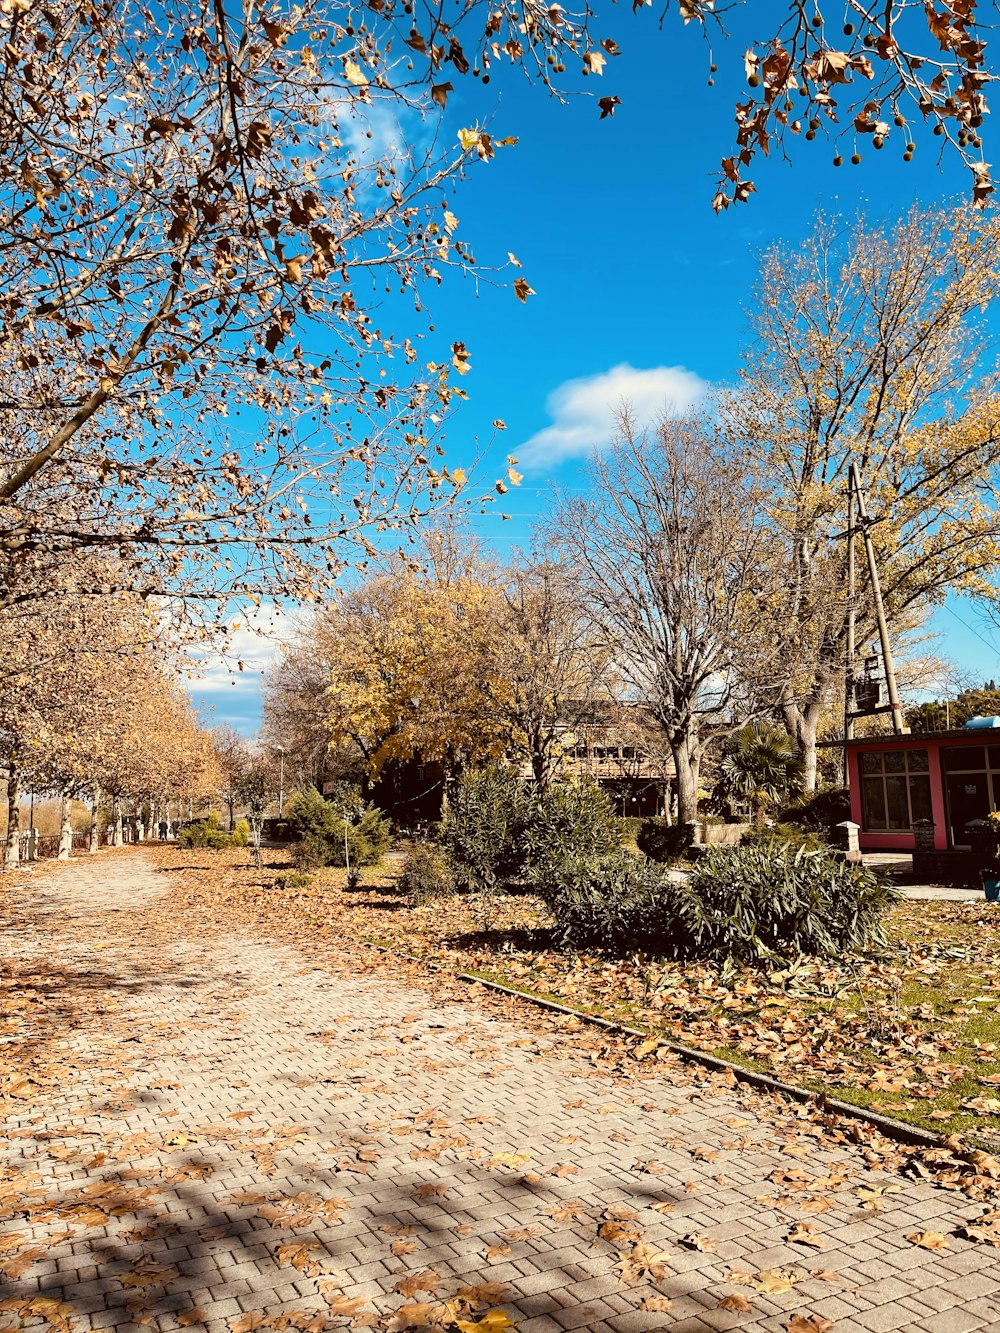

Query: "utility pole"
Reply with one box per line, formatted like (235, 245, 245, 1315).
(850, 461, 907, 736)
(843, 472, 857, 782)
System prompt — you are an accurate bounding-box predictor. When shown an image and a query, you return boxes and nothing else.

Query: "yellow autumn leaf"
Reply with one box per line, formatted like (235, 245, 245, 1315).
(444, 210, 460, 234)
(457, 127, 480, 151)
(455, 1312, 516, 1333)
(344, 59, 368, 86)
(450, 468, 468, 486)
(490, 1151, 531, 1168)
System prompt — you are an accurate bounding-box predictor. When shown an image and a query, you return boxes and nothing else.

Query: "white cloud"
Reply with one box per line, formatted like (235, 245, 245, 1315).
(518, 363, 709, 470)
(183, 604, 298, 733)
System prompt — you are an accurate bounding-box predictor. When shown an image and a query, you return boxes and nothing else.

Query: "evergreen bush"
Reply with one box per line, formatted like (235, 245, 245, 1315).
(778, 787, 851, 835)
(524, 780, 623, 887)
(232, 818, 250, 847)
(740, 822, 827, 854)
(286, 785, 391, 868)
(675, 845, 898, 963)
(636, 817, 691, 862)
(273, 870, 314, 890)
(399, 845, 455, 905)
(545, 843, 897, 964)
(177, 819, 234, 850)
(543, 851, 674, 952)
(441, 766, 529, 891)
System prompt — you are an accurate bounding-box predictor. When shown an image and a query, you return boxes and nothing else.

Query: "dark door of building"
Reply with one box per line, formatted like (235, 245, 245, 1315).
(946, 771, 992, 846)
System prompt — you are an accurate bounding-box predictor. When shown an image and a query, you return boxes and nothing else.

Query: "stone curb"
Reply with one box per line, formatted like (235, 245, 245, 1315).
(369, 935, 946, 1150)
(452, 971, 946, 1150)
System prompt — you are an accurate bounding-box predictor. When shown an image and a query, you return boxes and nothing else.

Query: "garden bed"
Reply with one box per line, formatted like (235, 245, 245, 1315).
(151, 843, 1000, 1142)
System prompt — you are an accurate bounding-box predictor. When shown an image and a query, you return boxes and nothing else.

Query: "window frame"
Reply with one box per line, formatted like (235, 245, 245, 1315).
(858, 748, 933, 833)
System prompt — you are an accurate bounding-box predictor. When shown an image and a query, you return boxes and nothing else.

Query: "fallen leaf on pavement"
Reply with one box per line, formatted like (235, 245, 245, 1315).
(719, 1294, 752, 1312)
(906, 1230, 950, 1251)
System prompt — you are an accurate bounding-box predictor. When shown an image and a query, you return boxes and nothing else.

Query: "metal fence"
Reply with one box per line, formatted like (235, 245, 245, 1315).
(0, 825, 120, 863)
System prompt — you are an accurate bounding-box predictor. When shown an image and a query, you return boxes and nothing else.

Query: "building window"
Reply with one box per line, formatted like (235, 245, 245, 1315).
(860, 749, 932, 831)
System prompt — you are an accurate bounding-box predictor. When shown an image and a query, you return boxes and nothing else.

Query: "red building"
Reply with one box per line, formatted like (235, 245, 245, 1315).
(846, 726, 1000, 851)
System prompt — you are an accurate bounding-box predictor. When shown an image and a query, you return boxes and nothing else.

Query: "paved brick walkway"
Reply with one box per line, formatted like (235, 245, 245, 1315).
(3, 854, 1000, 1333)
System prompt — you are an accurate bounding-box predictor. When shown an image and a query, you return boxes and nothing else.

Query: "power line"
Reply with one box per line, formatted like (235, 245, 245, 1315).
(941, 600, 1000, 659)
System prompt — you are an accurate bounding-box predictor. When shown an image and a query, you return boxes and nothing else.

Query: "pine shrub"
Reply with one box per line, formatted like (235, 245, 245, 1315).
(286, 785, 391, 868)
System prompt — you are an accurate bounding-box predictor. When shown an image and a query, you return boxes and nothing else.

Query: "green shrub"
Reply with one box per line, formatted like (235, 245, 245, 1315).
(524, 780, 622, 886)
(286, 785, 391, 868)
(741, 822, 827, 854)
(292, 838, 326, 871)
(441, 766, 530, 891)
(232, 818, 250, 847)
(674, 845, 897, 963)
(287, 787, 338, 842)
(399, 845, 455, 906)
(544, 843, 897, 964)
(178, 819, 234, 850)
(779, 787, 850, 835)
(543, 851, 675, 953)
(636, 817, 691, 862)
(273, 870, 313, 890)
(619, 816, 644, 845)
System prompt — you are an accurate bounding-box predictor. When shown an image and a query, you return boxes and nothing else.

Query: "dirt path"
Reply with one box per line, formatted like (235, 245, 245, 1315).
(2, 852, 998, 1333)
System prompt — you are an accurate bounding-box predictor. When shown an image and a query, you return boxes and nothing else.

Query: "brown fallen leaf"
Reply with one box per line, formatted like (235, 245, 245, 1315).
(384, 1303, 439, 1332)
(456, 1283, 508, 1306)
(615, 1242, 670, 1283)
(786, 1224, 827, 1250)
(120, 1264, 180, 1288)
(176, 1310, 208, 1327)
(786, 1317, 833, 1333)
(631, 1160, 664, 1175)
(390, 1239, 418, 1257)
(544, 1201, 587, 1223)
(719, 1294, 752, 1312)
(638, 1294, 673, 1311)
(753, 1268, 800, 1294)
(275, 1243, 321, 1275)
(906, 1230, 950, 1251)
(231, 1316, 267, 1333)
(680, 1233, 717, 1253)
(502, 1226, 542, 1242)
(393, 1271, 441, 1299)
(322, 1295, 371, 1317)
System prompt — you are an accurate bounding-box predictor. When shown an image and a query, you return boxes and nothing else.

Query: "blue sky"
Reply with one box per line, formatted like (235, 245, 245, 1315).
(191, 10, 1000, 733)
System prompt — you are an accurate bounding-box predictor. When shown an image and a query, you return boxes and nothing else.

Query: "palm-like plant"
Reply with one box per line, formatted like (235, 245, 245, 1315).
(715, 724, 805, 824)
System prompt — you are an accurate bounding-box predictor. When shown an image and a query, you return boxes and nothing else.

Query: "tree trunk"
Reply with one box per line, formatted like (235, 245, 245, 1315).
(89, 791, 99, 852)
(112, 794, 123, 847)
(531, 746, 553, 795)
(670, 736, 701, 825)
(783, 697, 824, 793)
(227, 792, 235, 831)
(4, 764, 20, 870)
(58, 791, 73, 860)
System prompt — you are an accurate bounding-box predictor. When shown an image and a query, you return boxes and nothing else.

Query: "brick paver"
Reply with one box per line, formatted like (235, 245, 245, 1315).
(3, 852, 1000, 1333)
